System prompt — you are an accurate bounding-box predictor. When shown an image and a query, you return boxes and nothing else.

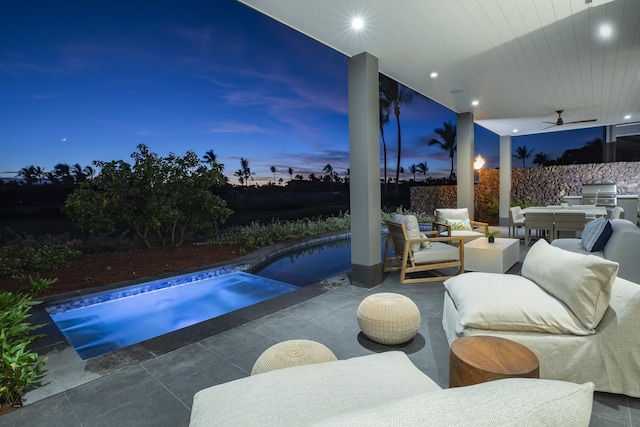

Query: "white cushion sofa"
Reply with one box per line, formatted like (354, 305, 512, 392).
(551, 218, 640, 283)
(443, 238, 640, 398)
(190, 351, 594, 426)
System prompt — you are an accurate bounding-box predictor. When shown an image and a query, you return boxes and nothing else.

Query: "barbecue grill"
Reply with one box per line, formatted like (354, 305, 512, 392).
(581, 183, 617, 207)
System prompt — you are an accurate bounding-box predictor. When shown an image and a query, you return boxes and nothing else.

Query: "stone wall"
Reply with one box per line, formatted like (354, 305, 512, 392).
(410, 161, 640, 218)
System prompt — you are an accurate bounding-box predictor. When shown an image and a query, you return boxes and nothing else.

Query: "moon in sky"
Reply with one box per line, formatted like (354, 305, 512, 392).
(61, 137, 67, 142)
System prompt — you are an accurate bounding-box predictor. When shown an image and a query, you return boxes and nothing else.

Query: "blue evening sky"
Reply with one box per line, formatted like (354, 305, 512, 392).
(1, 1, 602, 184)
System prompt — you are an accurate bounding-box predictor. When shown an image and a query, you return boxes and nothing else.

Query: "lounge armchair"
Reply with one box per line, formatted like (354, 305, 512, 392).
(433, 208, 488, 243)
(383, 214, 464, 284)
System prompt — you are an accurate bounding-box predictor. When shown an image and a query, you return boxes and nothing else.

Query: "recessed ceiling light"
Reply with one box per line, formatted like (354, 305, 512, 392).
(471, 100, 479, 107)
(351, 17, 364, 30)
(599, 24, 612, 37)
(624, 115, 632, 120)
(430, 72, 438, 79)
(513, 129, 518, 133)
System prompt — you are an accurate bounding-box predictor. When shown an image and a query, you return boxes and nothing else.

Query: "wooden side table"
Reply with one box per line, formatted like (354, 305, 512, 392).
(449, 336, 539, 388)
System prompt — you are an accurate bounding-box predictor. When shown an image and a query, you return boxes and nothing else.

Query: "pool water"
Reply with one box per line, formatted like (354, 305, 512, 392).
(47, 234, 389, 359)
(48, 272, 298, 359)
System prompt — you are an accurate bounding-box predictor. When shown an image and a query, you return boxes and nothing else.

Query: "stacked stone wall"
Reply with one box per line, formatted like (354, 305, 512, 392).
(410, 161, 640, 217)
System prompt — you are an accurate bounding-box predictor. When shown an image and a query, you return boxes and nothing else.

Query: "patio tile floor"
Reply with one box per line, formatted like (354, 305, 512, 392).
(1, 228, 638, 426)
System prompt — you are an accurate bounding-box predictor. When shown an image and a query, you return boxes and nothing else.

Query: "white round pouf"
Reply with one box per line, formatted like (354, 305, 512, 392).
(357, 293, 421, 345)
(251, 339, 337, 375)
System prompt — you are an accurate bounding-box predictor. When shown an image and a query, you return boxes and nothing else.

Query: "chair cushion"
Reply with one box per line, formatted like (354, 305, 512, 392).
(419, 233, 432, 249)
(435, 208, 470, 222)
(447, 219, 472, 231)
(393, 214, 421, 251)
(414, 242, 459, 264)
(521, 239, 619, 331)
(444, 272, 593, 335)
(581, 217, 613, 252)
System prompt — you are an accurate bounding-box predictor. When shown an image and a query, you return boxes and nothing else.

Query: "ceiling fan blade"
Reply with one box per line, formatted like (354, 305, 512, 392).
(565, 119, 597, 124)
(542, 121, 557, 124)
(542, 124, 558, 130)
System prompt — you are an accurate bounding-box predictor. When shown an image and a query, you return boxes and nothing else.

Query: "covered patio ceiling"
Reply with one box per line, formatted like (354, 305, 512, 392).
(238, 0, 639, 137)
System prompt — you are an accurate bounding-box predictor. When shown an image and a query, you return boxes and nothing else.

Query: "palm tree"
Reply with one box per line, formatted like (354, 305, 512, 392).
(513, 145, 534, 168)
(288, 167, 294, 181)
(83, 165, 95, 181)
(240, 158, 255, 187)
(202, 150, 217, 166)
(408, 164, 418, 182)
(18, 165, 37, 185)
(72, 163, 86, 183)
(323, 164, 338, 182)
(379, 74, 413, 194)
(50, 163, 73, 185)
(234, 169, 244, 186)
(416, 161, 429, 182)
(379, 96, 391, 198)
(533, 152, 549, 167)
(270, 166, 277, 183)
(428, 121, 457, 180)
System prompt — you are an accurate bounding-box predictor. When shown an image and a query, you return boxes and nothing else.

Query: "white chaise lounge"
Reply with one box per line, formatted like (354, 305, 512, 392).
(442, 239, 640, 398)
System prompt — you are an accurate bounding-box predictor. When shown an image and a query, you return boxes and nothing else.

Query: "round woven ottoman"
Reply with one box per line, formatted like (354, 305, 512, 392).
(251, 339, 337, 375)
(357, 293, 421, 345)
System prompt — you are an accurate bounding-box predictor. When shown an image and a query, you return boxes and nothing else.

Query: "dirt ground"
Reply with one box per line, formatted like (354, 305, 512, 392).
(0, 244, 250, 297)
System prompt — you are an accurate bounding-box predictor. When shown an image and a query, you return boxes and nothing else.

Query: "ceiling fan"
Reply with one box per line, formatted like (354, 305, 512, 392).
(542, 110, 597, 130)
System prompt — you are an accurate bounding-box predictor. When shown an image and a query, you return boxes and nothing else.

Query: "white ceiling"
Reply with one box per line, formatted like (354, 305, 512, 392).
(238, 0, 640, 137)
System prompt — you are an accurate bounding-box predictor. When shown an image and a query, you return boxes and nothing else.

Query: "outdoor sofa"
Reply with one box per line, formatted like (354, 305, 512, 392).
(189, 351, 594, 426)
(443, 238, 640, 397)
(550, 218, 640, 283)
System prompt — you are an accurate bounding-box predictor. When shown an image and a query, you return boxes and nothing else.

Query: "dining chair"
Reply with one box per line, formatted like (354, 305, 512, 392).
(553, 211, 586, 239)
(508, 206, 525, 238)
(611, 206, 625, 219)
(524, 211, 555, 245)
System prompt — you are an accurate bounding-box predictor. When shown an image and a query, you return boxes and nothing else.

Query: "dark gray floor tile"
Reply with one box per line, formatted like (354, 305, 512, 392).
(141, 342, 220, 385)
(0, 393, 80, 427)
(590, 412, 630, 427)
(198, 324, 278, 358)
(630, 396, 640, 426)
(165, 359, 248, 408)
(65, 364, 163, 422)
(82, 388, 190, 427)
(591, 392, 631, 426)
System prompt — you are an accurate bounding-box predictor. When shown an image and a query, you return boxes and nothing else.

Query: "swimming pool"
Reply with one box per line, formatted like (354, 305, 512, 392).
(46, 233, 388, 359)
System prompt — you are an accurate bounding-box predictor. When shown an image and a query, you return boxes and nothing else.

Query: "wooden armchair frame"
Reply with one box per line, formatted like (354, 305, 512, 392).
(383, 220, 465, 284)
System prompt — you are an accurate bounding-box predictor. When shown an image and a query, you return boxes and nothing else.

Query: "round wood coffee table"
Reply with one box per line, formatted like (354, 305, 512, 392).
(449, 336, 539, 388)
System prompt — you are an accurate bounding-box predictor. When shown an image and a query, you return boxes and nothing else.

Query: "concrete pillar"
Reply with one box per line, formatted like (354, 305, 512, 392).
(348, 52, 382, 288)
(456, 112, 474, 216)
(499, 135, 512, 226)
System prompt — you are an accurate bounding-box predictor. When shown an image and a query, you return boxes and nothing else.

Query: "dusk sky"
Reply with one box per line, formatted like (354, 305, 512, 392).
(1, 1, 603, 185)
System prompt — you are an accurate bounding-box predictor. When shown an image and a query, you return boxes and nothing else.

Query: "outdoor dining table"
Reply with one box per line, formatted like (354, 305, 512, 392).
(520, 205, 608, 217)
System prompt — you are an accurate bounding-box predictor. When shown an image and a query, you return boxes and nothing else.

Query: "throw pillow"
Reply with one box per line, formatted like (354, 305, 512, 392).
(419, 233, 432, 249)
(581, 217, 613, 252)
(393, 214, 421, 252)
(447, 219, 472, 231)
(521, 239, 619, 331)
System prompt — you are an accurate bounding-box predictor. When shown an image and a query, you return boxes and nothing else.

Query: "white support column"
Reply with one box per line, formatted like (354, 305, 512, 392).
(348, 52, 382, 287)
(499, 135, 512, 225)
(456, 112, 474, 216)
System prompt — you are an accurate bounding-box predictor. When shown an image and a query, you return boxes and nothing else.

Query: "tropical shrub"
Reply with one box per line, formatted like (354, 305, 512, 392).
(0, 292, 47, 407)
(65, 144, 233, 248)
(201, 208, 432, 249)
(0, 237, 80, 278)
